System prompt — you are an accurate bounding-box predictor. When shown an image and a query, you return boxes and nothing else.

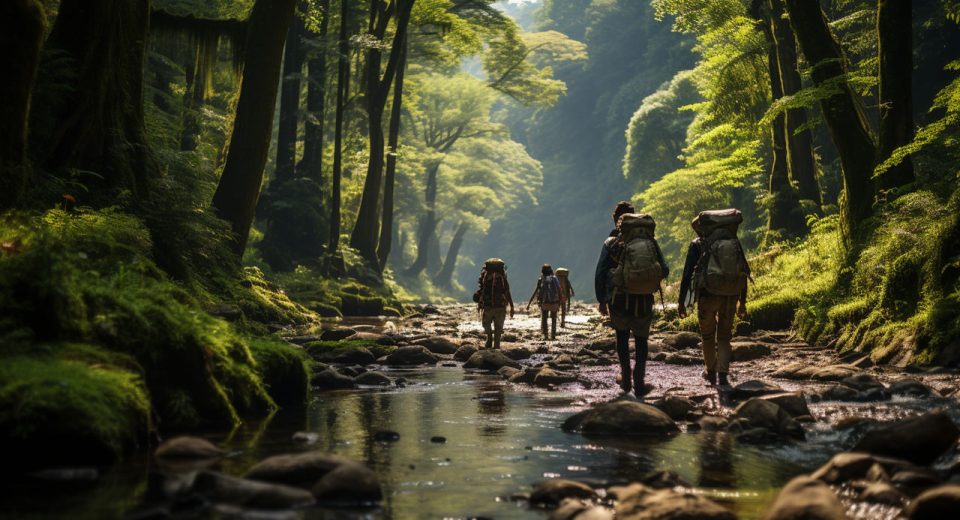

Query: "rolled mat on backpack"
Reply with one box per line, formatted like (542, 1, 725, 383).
(691, 208, 742, 235)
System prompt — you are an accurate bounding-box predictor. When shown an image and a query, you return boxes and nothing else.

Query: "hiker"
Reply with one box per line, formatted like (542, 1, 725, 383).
(527, 264, 564, 340)
(556, 267, 575, 328)
(474, 258, 514, 349)
(678, 209, 750, 387)
(595, 201, 668, 396)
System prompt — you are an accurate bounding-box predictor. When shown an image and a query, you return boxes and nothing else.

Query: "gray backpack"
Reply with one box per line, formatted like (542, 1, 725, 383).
(614, 213, 664, 295)
(693, 209, 749, 297)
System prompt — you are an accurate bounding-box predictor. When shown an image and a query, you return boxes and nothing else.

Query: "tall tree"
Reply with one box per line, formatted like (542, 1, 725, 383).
(377, 37, 407, 271)
(298, 0, 332, 183)
(433, 220, 469, 289)
(274, 13, 305, 184)
(0, 0, 45, 209)
(328, 0, 352, 255)
(876, 0, 915, 191)
(784, 0, 876, 246)
(350, 0, 416, 267)
(211, 0, 298, 255)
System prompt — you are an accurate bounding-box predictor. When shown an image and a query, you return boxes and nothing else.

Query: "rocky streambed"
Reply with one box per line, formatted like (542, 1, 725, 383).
(5, 303, 960, 519)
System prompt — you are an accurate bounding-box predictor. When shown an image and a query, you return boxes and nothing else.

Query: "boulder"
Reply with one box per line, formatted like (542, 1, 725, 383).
(463, 350, 521, 372)
(534, 367, 578, 387)
(729, 380, 784, 400)
(852, 410, 960, 465)
(550, 500, 614, 520)
(417, 336, 460, 355)
(503, 346, 534, 360)
(662, 353, 702, 366)
(841, 373, 885, 392)
(328, 347, 376, 365)
(818, 384, 861, 402)
(758, 392, 811, 418)
(155, 436, 224, 460)
(771, 362, 817, 380)
(319, 328, 357, 341)
(192, 471, 315, 509)
(859, 481, 907, 506)
(889, 378, 940, 398)
(731, 342, 772, 361)
(810, 452, 877, 484)
(906, 484, 960, 519)
(312, 368, 356, 390)
(245, 452, 354, 487)
(652, 396, 696, 421)
(611, 483, 735, 520)
(565, 400, 679, 437)
(733, 399, 804, 441)
(498, 366, 521, 379)
(354, 371, 391, 386)
(530, 479, 596, 506)
(811, 365, 860, 382)
(384, 346, 439, 366)
(454, 345, 478, 361)
(586, 338, 616, 352)
(762, 476, 846, 520)
(509, 367, 543, 385)
(311, 462, 382, 503)
(663, 331, 701, 349)
(891, 468, 942, 495)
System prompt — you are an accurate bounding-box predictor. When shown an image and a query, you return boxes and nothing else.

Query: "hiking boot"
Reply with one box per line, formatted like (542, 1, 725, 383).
(634, 383, 653, 398)
(618, 365, 632, 393)
(484, 336, 493, 350)
(718, 372, 729, 386)
(702, 370, 717, 386)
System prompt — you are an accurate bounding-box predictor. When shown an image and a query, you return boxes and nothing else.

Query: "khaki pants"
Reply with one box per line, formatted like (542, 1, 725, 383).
(697, 292, 738, 373)
(482, 307, 507, 348)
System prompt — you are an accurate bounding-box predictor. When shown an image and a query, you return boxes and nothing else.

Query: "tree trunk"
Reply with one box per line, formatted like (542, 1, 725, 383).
(179, 45, 207, 151)
(404, 161, 441, 277)
(328, 0, 351, 254)
(211, 0, 298, 255)
(876, 0, 914, 191)
(377, 38, 407, 272)
(784, 0, 877, 247)
(0, 0, 45, 210)
(35, 0, 154, 203)
(349, 0, 415, 266)
(274, 16, 304, 184)
(297, 0, 331, 183)
(434, 221, 469, 289)
(769, 0, 821, 208)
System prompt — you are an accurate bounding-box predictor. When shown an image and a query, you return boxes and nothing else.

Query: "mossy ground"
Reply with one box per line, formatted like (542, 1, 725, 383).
(304, 340, 398, 361)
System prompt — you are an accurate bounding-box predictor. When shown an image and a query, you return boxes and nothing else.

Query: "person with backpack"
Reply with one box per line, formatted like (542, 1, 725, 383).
(595, 201, 669, 396)
(474, 258, 515, 350)
(527, 264, 564, 340)
(555, 268, 575, 328)
(678, 209, 751, 387)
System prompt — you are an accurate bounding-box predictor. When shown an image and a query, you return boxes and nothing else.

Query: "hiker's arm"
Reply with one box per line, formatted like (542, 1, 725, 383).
(738, 280, 749, 318)
(569, 282, 575, 298)
(527, 280, 540, 308)
(595, 242, 611, 314)
(677, 241, 699, 311)
(654, 240, 670, 279)
(505, 281, 515, 317)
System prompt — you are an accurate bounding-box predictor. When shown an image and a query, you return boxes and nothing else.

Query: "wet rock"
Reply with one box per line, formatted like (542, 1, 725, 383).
(811, 452, 877, 484)
(245, 452, 354, 487)
(611, 483, 735, 520)
(503, 346, 534, 360)
(771, 362, 818, 380)
(651, 396, 696, 421)
(454, 345, 478, 361)
(564, 400, 679, 437)
(859, 481, 907, 506)
(731, 342, 772, 361)
(313, 368, 356, 390)
(818, 384, 861, 402)
(905, 484, 960, 519)
(502, 333, 519, 342)
(811, 364, 860, 382)
(662, 331, 701, 349)
(292, 432, 319, 445)
(534, 367, 578, 387)
(416, 336, 460, 354)
(327, 347, 376, 365)
(311, 462, 382, 503)
(762, 476, 846, 520)
(319, 328, 357, 341)
(530, 479, 597, 506)
(892, 468, 942, 495)
(384, 346, 439, 366)
(586, 338, 616, 352)
(463, 350, 521, 372)
(550, 500, 614, 520)
(841, 373, 885, 392)
(640, 470, 691, 489)
(337, 366, 359, 377)
(758, 392, 811, 418)
(354, 371, 391, 386)
(192, 471, 315, 509)
(698, 415, 729, 432)
(155, 436, 224, 460)
(852, 410, 960, 465)
(889, 378, 940, 398)
(509, 367, 543, 385)
(729, 379, 784, 400)
(662, 353, 702, 366)
(498, 366, 521, 379)
(732, 399, 804, 441)
(352, 332, 396, 345)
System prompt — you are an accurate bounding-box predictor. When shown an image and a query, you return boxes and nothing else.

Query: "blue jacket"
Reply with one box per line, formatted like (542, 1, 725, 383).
(594, 229, 669, 304)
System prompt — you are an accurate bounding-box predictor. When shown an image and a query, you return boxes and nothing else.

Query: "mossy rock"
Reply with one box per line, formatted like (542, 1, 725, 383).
(305, 340, 396, 361)
(248, 339, 310, 407)
(340, 294, 388, 316)
(747, 294, 799, 331)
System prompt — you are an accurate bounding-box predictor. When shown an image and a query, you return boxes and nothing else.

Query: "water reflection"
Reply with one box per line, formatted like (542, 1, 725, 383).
(476, 382, 507, 437)
(697, 431, 736, 488)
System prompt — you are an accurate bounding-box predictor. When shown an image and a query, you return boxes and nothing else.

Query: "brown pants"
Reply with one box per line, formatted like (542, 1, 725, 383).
(482, 307, 507, 348)
(698, 293, 738, 373)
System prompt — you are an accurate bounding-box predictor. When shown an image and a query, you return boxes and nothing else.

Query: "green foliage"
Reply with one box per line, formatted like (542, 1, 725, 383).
(247, 338, 311, 406)
(305, 340, 397, 360)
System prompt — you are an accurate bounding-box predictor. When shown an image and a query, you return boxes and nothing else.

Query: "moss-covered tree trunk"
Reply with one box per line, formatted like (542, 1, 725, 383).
(377, 38, 407, 272)
(876, 0, 915, 191)
(404, 161, 441, 277)
(769, 0, 821, 209)
(0, 0, 45, 210)
(784, 0, 877, 247)
(434, 220, 469, 289)
(328, 0, 351, 255)
(275, 16, 304, 184)
(297, 0, 331, 183)
(34, 0, 155, 203)
(211, 0, 298, 255)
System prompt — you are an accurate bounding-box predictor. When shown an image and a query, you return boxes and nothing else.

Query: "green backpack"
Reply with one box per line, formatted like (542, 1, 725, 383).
(693, 209, 749, 297)
(614, 213, 664, 295)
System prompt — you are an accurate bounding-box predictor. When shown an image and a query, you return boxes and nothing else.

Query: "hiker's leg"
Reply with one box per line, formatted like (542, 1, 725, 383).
(633, 334, 648, 394)
(698, 294, 720, 373)
(541, 309, 548, 338)
(716, 296, 737, 378)
(615, 328, 632, 392)
(560, 305, 566, 328)
(482, 311, 494, 349)
(493, 308, 506, 349)
(551, 311, 557, 339)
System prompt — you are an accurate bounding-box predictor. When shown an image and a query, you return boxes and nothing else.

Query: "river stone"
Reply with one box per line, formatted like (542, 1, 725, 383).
(729, 379, 784, 399)
(311, 462, 382, 503)
(652, 396, 696, 421)
(811, 452, 877, 484)
(463, 350, 521, 371)
(762, 476, 846, 520)
(550, 500, 614, 520)
(192, 471, 315, 509)
(454, 345, 478, 361)
(731, 342, 772, 361)
(818, 384, 861, 402)
(733, 399, 804, 441)
(245, 452, 353, 487)
(663, 331, 701, 349)
(498, 366, 521, 379)
(758, 392, 810, 418)
(661, 353, 702, 366)
(586, 338, 617, 352)
(612, 483, 735, 520)
(905, 484, 960, 519)
(416, 336, 460, 354)
(354, 371, 391, 386)
(852, 410, 960, 465)
(771, 361, 818, 380)
(530, 479, 597, 506)
(841, 373, 885, 392)
(509, 367, 543, 385)
(892, 468, 943, 494)
(811, 364, 860, 382)
(698, 415, 729, 432)
(155, 436, 224, 460)
(860, 481, 907, 506)
(889, 378, 940, 397)
(350, 331, 396, 346)
(568, 400, 679, 437)
(320, 328, 357, 341)
(385, 345, 439, 366)
(328, 347, 376, 365)
(504, 346, 534, 360)
(313, 368, 356, 390)
(534, 367, 578, 387)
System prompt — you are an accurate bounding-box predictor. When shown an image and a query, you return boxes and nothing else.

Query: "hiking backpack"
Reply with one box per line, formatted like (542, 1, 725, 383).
(540, 274, 562, 304)
(613, 213, 664, 295)
(692, 209, 750, 297)
(476, 258, 509, 308)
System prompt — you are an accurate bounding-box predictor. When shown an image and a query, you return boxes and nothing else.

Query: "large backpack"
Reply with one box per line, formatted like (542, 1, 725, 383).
(692, 209, 749, 297)
(540, 275, 562, 304)
(476, 258, 509, 308)
(613, 213, 664, 295)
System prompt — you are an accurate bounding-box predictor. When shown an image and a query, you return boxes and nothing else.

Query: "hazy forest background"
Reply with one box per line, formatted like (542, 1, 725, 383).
(3, 0, 960, 466)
